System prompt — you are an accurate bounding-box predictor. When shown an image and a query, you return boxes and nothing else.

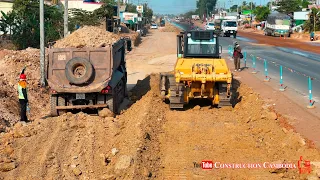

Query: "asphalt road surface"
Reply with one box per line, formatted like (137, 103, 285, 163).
(172, 21, 320, 105)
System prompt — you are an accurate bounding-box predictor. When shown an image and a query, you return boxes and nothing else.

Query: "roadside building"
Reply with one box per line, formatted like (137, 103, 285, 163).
(0, 0, 13, 19)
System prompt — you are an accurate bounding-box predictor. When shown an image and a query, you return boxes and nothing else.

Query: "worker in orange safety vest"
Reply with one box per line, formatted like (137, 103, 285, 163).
(17, 67, 29, 122)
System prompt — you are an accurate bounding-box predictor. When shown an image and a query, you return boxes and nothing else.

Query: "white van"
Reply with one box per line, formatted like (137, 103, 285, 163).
(221, 20, 238, 38)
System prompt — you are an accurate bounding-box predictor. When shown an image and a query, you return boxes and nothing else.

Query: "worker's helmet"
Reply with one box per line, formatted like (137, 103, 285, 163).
(19, 74, 26, 80)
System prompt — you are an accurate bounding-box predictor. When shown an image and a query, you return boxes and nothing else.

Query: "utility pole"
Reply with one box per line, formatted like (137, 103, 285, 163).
(314, 11, 316, 32)
(250, 0, 253, 26)
(40, 0, 45, 87)
(117, 0, 120, 18)
(64, 0, 68, 37)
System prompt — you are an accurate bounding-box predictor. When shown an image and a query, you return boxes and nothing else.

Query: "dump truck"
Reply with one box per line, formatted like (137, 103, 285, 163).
(46, 38, 131, 116)
(160, 17, 165, 27)
(264, 12, 291, 37)
(160, 30, 233, 108)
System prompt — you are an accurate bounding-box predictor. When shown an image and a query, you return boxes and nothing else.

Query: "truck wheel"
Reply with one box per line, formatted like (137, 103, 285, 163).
(50, 94, 58, 116)
(50, 95, 67, 116)
(65, 57, 94, 85)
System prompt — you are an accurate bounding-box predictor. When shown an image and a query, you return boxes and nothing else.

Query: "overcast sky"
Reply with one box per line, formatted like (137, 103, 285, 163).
(129, 0, 269, 14)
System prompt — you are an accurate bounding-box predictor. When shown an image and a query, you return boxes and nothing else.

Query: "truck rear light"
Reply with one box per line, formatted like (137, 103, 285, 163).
(101, 85, 112, 94)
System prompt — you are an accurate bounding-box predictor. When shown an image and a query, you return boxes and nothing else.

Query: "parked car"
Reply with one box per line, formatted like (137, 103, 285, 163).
(205, 22, 215, 30)
(151, 24, 158, 29)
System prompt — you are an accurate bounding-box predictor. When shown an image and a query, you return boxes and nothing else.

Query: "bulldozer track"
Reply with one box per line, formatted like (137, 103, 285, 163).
(168, 76, 185, 109)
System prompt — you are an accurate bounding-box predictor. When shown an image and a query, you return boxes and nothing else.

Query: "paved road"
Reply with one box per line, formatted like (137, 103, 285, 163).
(173, 21, 320, 105)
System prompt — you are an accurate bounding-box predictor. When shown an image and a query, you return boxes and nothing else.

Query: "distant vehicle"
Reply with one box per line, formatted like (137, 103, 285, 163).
(205, 22, 215, 30)
(160, 17, 165, 27)
(221, 20, 238, 38)
(192, 15, 200, 20)
(151, 24, 158, 29)
(264, 12, 291, 37)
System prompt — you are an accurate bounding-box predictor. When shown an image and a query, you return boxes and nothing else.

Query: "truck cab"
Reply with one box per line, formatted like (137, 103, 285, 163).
(221, 20, 238, 38)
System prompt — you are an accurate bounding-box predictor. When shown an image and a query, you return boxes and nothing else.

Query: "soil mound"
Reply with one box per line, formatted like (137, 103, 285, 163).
(54, 26, 140, 48)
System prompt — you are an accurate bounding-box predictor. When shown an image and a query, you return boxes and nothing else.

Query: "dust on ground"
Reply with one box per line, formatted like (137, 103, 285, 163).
(158, 23, 181, 33)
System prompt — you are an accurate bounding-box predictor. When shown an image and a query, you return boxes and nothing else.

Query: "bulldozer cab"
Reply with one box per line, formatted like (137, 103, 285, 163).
(177, 30, 222, 59)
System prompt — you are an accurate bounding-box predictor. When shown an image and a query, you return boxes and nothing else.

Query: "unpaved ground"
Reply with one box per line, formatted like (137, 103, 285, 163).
(1, 23, 320, 179)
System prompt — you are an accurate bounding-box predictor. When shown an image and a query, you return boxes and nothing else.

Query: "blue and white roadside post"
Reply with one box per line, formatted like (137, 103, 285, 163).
(263, 59, 270, 82)
(279, 65, 285, 91)
(243, 52, 247, 68)
(307, 76, 315, 109)
(251, 55, 257, 74)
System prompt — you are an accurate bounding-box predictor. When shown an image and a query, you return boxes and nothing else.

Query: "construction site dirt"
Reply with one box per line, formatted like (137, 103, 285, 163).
(0, 24, 320, 179)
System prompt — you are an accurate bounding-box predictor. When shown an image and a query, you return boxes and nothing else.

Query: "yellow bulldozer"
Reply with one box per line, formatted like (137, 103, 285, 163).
(160, 30, 234, 108)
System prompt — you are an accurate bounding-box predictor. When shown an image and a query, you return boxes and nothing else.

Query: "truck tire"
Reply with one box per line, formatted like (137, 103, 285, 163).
(50, 94, 58, 116)
(65, 57, 94, 85)
(50, 94, 67, 116)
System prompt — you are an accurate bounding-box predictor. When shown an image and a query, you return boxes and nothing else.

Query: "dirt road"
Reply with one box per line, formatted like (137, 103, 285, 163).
(1, 25, 320, 179)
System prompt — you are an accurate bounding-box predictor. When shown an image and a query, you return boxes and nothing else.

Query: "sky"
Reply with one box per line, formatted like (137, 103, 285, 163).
(129, 0, 270, 14)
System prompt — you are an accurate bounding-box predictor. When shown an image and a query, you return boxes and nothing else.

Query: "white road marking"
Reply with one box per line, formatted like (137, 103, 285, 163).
(297, 63, 308, 67)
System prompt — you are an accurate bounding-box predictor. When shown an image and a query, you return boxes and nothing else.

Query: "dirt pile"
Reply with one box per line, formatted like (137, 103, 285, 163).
(159, 23, 181, 33)
(1, 72, 320, 179)
(54, 26, 141, 48)
(0, 74, 167, 179)
(157, 81, 320, 179)
(0, 48, 50, 130)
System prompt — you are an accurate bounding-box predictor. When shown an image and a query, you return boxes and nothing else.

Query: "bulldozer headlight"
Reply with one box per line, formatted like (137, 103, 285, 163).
(187, 33, 191, 37)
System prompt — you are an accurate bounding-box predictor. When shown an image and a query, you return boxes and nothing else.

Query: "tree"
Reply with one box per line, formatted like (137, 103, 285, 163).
(142, 3, 153, 21)
(0, 11, 16, 38)
(126, 3, 137, 13)
(253, 6, 270, 22)
(303, 8, 320, 32)
(230, 5, 238, 12)
(182, 10, 197, 18)
(301, 0, 310, 8)
(3, 0, 64, 49)
(196, 0, 217, 19)
(277, 0, 301, 14)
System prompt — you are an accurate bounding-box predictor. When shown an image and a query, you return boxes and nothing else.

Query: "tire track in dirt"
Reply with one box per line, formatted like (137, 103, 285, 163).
(156, 83, 320, 179)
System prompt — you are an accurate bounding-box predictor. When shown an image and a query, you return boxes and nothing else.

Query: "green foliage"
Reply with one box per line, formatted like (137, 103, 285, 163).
(0, 0, 63, 49)
(230, 5, 238, 12)
(181, 10, 197, 18)
(253, 6, 270, 22)
(142, 3, 153, 21)
(196, 0, 217, 18)
(301, 0, 310, 8)
(68, 3, 115, 32)
(276, 0, 301, 14)
(0, 10, 16, 37)
(126, 3, 137, 13)
(303, 8, 320, 32)
(101, 0, 116, 5)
